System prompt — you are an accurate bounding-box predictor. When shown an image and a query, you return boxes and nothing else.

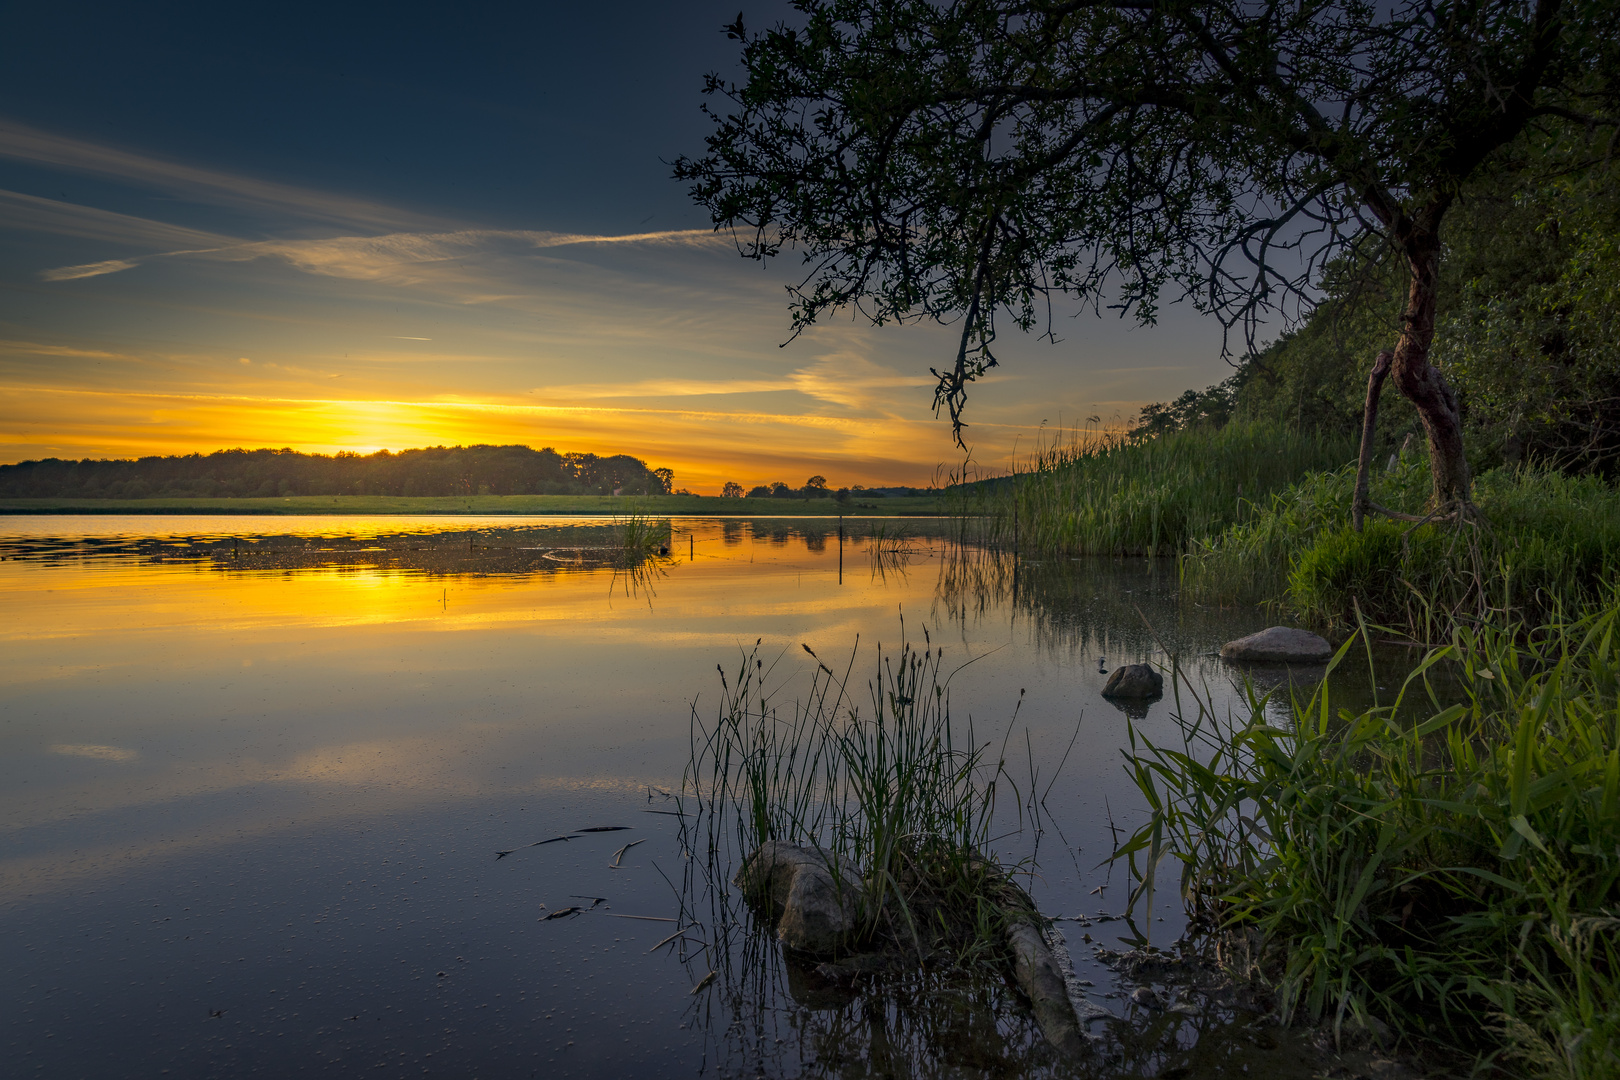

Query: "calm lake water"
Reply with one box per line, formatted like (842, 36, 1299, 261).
(2, 516, 1351, 1078)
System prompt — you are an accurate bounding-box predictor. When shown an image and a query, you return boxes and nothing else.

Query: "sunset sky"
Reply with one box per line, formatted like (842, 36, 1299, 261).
(0, 0, 1238, 492)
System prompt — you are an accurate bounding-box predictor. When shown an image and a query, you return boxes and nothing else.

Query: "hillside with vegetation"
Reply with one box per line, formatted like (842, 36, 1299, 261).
(966, 142, 1619, 637)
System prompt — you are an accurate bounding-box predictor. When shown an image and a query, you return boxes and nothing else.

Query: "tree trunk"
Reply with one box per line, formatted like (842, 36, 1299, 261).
(1352, 350, 1393, 533)
(1391, 231, 1472, 509)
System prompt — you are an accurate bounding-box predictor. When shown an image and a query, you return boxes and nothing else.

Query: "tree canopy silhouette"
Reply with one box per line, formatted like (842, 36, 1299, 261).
(0, 445, 674, 500)
(675, 0, 1619, 513)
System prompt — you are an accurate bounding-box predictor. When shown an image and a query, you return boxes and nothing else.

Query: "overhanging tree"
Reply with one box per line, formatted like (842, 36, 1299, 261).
(675, 0, 1618, 517)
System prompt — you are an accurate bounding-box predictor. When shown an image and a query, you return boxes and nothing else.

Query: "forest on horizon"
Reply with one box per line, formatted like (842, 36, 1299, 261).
(0, 444, 678, 499)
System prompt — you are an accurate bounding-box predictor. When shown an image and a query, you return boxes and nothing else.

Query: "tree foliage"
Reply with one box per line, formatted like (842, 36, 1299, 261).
(1148, 137, 1620, 477)
(676, 0, 1619, 506)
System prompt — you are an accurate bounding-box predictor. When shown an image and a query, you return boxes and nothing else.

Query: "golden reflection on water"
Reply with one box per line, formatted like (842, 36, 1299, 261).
(1, 518, 1026, 896)
(1, 515, 1271, 904)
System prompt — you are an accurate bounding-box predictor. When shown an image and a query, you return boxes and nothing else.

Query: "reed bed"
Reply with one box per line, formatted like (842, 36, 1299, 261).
(947, 422, 1356, 558)
(682, 627, 1045, 962)
(1116, 602, 1620, 1076)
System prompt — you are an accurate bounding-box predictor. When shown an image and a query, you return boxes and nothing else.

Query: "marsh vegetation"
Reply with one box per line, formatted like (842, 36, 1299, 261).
(1119, 603, 1620, 1076)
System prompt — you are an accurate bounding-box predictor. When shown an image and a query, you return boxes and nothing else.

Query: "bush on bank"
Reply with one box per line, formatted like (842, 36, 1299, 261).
(1183, 459, 1620, 636)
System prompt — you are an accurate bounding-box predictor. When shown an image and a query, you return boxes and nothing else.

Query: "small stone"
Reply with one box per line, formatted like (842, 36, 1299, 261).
(1102, 663, 1163, 698)
(1220, 626, 1333, 663)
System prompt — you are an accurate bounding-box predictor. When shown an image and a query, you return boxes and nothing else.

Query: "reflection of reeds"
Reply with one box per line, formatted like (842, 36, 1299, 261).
(864, 521, 922, 582)
(607, 557, 667, 608)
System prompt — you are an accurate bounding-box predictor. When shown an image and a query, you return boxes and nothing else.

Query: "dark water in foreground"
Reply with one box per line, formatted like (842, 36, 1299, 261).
(2, 516, 1365, 1078)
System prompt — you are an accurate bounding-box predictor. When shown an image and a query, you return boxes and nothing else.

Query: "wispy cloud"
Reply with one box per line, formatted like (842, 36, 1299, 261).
(532, 376, 793, 400)
(38, 226, 725, 284)
(0, 117, 452, 231)
(41, 258, 142, 281)
(787, 351, 928, 411)
(48, 743, 138, 763)
(0, 339, 142, 361)
(0, 187, 235, 248)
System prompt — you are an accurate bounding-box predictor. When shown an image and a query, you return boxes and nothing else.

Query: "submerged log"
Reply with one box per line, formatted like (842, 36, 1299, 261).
(1006, 918, 1090, 1056)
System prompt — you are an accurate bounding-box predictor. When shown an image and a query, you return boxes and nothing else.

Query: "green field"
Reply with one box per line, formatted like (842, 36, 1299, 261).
(0, 493, 947, 517)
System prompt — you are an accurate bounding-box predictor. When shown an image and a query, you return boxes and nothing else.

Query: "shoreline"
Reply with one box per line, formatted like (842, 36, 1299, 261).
(0, 495, 948, 517)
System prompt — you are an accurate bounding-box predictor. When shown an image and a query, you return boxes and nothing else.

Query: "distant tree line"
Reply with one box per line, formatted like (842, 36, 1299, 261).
(714, 475, 936, 500)
(0, 445, 676, 499)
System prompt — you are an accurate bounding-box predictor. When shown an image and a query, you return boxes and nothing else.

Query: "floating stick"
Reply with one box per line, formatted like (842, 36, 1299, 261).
(609, 839, 646, 868)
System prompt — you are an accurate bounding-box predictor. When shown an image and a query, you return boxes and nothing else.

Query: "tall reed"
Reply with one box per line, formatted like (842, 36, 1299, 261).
(683, 628, 1039, 958)
(947, 422, 1356, 557)
(1115, 601, 1620, 1074)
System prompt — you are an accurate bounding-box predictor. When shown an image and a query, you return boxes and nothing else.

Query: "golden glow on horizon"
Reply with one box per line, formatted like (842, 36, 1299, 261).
(0, 382, 1090, 491)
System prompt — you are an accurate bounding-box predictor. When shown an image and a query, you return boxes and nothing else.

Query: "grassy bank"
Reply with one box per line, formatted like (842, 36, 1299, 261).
(1118, 603, 1620, 1076)
(947, 422, 1357, 556)
(0, 493, 946, 517)
(1183, 460, 1620, 634)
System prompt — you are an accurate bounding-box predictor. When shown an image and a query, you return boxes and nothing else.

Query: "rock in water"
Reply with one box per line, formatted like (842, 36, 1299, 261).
(1220, 626, 1334, 663)
(733, 840, 863, 955)
(1102, 663, 1163, 698)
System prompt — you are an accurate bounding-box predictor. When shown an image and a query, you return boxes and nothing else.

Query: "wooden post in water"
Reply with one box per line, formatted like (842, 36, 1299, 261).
(837, 514, 844, 584)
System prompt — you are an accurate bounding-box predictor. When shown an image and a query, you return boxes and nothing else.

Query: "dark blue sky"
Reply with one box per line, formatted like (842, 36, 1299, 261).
(1, 1, 767, 233)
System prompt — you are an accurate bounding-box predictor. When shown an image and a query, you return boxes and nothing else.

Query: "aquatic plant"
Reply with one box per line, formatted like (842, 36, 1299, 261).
(683, 626, 1051, 963)
(1115, 602, 1620, 1074)
(612, 511, 672, 562)
(947, 422, 1357, 558)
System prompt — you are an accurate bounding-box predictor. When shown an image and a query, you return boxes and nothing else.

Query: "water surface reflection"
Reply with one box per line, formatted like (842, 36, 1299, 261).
(3, 516, 1358, 1077)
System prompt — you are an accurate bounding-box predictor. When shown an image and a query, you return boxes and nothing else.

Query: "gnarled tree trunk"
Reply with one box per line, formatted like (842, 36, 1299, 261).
(1391, 228, 1472, 510)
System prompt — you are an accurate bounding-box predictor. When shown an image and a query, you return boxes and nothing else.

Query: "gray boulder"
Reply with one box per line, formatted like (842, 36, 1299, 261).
(1103, 663, 1163, 698)
(734, 841, 863, 955)
(1220, 626, 1333, 663)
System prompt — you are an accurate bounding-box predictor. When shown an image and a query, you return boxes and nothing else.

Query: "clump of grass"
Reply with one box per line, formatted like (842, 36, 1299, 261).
(1183, 461, 1620, 634)
(683, 627, 1042, 962)
(948, 422, 1356, 557)
(613, 511, 672, 561)
(1115, 602, 1620, 1074)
